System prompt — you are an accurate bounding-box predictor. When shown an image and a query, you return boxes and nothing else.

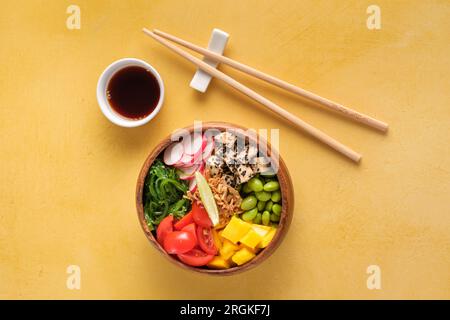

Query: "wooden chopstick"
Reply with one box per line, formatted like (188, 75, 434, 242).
(143, 28, 362, 163)
(153, 29, 388, 133)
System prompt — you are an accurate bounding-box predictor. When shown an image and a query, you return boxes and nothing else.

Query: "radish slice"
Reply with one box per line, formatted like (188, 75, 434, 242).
(192, 146, 204, 164)
(188, 179, 197, 193)
(178, 170, 196, 180)
(183, 133, 206, 156)
(179, 164, 199, 175)
(163, 142, 184, 166)
(201, 136, 214, 161)
(173, 153, 194, 168)
(197, 161, 205, 174)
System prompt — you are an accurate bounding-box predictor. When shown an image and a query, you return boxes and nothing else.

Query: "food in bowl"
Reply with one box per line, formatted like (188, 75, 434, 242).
(141, 127, 287, 270)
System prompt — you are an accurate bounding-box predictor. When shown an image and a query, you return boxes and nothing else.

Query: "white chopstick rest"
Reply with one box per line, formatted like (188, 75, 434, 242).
(190, 28, 229, 93)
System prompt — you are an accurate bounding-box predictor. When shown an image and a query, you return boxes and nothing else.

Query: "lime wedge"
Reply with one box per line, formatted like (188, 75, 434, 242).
(195, 171, 220, 226)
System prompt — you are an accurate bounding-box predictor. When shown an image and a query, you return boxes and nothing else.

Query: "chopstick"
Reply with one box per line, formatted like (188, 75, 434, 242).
(153, 29, 388, 133)
(143, 28, 362, 163)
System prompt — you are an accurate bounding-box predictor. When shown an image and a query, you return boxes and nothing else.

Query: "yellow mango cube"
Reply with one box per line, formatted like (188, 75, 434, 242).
(258, 227, 277, 248)
(207, 257, 230, 269)
(239, 229, 262, 249)
(221, 216, 251, 244)
(212, 229, 222, 251)
(231, 247, 256, 266)
(220, 239, 239, 260)
(251, 224, 270, 238)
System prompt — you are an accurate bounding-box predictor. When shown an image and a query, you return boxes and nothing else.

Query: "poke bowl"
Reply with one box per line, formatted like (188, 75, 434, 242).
(136, 122, 294, 275)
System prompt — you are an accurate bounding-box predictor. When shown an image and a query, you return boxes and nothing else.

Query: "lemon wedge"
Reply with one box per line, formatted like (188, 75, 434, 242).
(195, 171, 220, 226)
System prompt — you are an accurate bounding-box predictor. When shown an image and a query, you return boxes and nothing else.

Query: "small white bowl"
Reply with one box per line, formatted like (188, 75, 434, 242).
(97, 58, 165, 128)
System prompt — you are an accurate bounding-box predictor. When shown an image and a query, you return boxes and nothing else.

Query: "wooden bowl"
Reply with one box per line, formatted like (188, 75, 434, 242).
(136, 122, 294, 275)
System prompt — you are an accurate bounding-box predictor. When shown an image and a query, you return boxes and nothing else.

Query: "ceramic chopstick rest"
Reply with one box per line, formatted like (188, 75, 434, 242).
(190, 28, 229, 93)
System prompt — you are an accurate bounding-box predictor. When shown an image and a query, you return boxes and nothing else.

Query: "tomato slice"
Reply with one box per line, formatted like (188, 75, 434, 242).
(192, 202, 212, 228)
(181, 223, 197, 244)
(156, 215, 174, 245)
(163, 230, 196, 254)
(177, 248, 214, 267)
(174, 211, 194, 230)
(196, 225, 217, 255)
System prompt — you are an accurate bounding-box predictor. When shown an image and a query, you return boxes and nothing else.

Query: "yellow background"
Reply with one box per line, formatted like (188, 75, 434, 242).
(1, 0, 449, 299)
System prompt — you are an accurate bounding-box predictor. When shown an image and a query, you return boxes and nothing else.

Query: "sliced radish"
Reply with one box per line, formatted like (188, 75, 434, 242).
(197, 161, 205, 174)
(163, 142, 184, 166)
(201, 136, 214, 161)
(178, 164, 200, 180)
(175, 153, 195, 167)
(178, 170, 196, 180)
(180, 164, 199, 175)
(188, 179, 197, 193)
(183, 133, 206, 156)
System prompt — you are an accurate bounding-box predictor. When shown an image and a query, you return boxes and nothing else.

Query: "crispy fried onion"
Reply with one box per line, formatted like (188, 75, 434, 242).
(186, 169, 242, 228)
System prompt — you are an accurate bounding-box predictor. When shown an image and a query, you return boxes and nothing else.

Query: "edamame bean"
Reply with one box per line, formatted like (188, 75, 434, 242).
(262, 211, 271, 226)
(241, 195, 257, 211)
(248, 177, 264, 192)
(270, 213, 280, 222)
(271, 190, 281, 202)
(265, 200, 273, 212)
(257, 200, 267, 211)
(242, 183, 252, 194)
(260, 171, 276, 178)
(242, 208, 258, 222)
(263, 181, 280, 192)
(272, 204, 282, 215)
(255, 191, 271, 201)
(253, 213, 262, 224)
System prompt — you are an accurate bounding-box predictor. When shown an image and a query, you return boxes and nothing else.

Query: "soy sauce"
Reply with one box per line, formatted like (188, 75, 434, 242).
(107, 66, 160, 120)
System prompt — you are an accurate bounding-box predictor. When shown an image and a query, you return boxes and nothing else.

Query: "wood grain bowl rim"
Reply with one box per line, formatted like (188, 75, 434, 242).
(136, 122, 294, 275)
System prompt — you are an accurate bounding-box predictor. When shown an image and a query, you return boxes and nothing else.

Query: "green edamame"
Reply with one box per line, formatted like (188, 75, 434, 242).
(255, 191, 271, 201)
(248, 177, 264, 192)
(270, 213, 280, 222)
(242, 183, 252, 194)
(257, 200, 266, 211)
(263, 181, 280, 192)
(265, 200, 273, 212)
(271, 190, 281, 202)
(240, 195, 257, 211)
(272, 204, 282, 215)
(253, 213, 262, 224)
(242, 208, 258, 222)
(262, 211, 271, 226)
(260, 171, 276, 178)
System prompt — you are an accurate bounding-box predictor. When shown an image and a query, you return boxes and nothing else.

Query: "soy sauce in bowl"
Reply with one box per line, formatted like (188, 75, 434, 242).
(107, 66, 161, 120)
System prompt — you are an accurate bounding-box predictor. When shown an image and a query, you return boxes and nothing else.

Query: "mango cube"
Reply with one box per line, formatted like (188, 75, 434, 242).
(231, 247, 256, 266)
(251, 224, 270, 238)
(212, 229, 222, 251)
(220, 239, 239, 260)
(207, 256, 230, 269)
(258, 227, 277, 248)
(221, 216, 251, 244)
(239, 229, 262, 249)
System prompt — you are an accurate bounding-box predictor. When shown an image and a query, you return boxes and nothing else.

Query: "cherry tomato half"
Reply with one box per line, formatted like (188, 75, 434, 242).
(163, 230, 196, 254)
(192, 202, 212, 228)
(181, 223, 197, 244)
(156, 215, 173, 245)
(174, 211, 194, 230)
(177, 248, 214, 267)
(196, 225, 217, 255)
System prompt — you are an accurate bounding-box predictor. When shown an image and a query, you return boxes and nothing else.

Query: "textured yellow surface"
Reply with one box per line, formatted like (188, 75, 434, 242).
(1, 0, 449, 299)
